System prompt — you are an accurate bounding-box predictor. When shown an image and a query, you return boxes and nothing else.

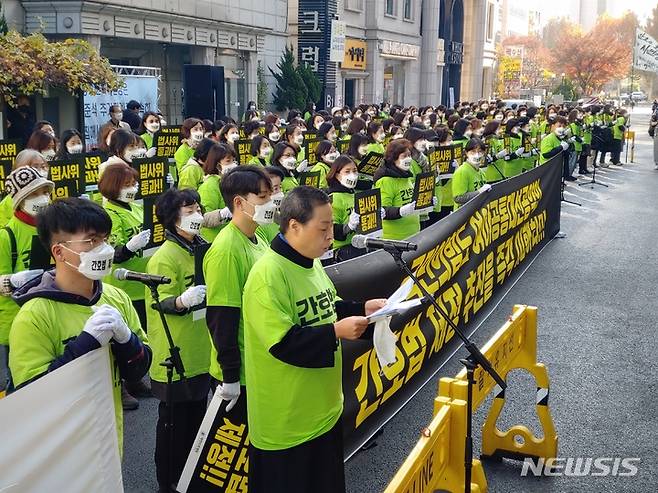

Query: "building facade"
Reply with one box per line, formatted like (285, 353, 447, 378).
(4, 0, 289, 124)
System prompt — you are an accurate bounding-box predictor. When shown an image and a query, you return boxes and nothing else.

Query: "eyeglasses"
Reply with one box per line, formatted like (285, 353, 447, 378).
(59, 236, 109, 249)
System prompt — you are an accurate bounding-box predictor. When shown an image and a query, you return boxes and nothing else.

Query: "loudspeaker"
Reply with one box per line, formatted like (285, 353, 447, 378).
(182, 65, 226, 121)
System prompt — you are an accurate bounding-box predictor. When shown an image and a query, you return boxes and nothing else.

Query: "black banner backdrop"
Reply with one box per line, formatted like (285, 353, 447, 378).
(328, 155, 562, 458)
(177, 156, 562, 490)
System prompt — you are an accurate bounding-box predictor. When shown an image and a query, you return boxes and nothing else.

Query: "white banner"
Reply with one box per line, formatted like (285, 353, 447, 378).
(330, 20, 347, 63)
(634, 28, 658, 72)
(83, 75, 159, 150)
(0, 348, 123, 493)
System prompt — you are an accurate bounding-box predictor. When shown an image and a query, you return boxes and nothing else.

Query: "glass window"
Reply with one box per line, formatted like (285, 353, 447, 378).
(486, 2, 495, 41)
(404, 0, 412, 19)
(386, 0, 395, 16)
(346, 0, 364, 11)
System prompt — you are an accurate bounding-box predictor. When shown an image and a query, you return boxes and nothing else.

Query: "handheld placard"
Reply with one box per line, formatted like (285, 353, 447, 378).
(354, 188, 382, 235)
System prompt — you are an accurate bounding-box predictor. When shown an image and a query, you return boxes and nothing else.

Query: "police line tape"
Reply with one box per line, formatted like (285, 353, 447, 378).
(384, 305, 558, 493)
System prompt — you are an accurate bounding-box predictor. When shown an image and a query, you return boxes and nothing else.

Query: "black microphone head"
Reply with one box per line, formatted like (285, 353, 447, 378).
(113, 268, 128, 280)
(351, 235, 368, 249)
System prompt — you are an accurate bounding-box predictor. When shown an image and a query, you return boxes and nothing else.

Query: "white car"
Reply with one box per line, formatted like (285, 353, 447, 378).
(631, 91, 646, 102)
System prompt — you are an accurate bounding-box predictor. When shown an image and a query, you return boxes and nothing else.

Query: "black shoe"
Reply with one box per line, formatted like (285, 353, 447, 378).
(565, 176, 577, 182)
(125, 377, 153, 398)
(579, 169, 591, 175)
(122, 384, 139, 411)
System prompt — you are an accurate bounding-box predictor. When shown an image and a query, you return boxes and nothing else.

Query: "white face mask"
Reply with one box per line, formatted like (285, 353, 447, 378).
(555, 127, 565, 137)
(118, 184, 139, 202)
(325, 151, 339, 163)
(222, 163, 238, 175)
(67, 144, 83, 154)
(294, 134, 304, 146)
(464, 130, 473, 138)
(426, 141, 436, 150)
(227, 133, 239, 144)
(414, 140, 427, 152)
(36, 168, 49, 179)
(269, 132, 281, 142)
(339, 173, 358, 189)
(22, 194, 50, 216)
(63, 242, 115, 280)
(375, 132, 385, 142)
(467, 153, 483, 166)
(260, 146, 272, 159)
(177, 211, 203, 235)
(281, 156, 297, 170)
(42, 149, 56, 161)
(358, 146, 368, 156)
(191, 131, 204, 142)
(243, 197, 276, 225)
(423, 120, 431, 128)
(271, 191, 284, 209)
(520, 111, 527, 117)
(146, 122, 160, 133)
(131, 149, 147, 160)
(111, 112, 123, 122)
(397, 156, 412, 171)
(495, 115, 504, 121)
(340, 123, 349, 132)
(392, 133, 404, 140)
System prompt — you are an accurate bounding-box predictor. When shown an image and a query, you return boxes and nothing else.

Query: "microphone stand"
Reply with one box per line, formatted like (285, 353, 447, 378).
(382, 244, 506, 493)
(147, 280, 190, 493)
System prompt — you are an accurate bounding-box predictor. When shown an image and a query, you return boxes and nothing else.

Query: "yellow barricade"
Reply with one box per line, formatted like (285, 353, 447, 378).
(624, 130, 635, 163)
(385, 305, 557, 493)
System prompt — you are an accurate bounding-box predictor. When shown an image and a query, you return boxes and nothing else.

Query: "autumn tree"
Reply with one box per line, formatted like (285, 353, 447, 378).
(548, 15, 634, 96)
(0, 31, 123, 106)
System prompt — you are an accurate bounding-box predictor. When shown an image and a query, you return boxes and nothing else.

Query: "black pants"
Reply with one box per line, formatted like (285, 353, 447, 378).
(249, 418, 345, 493)
(155, 397, 208, 493)
(579, 144, 590, 172)
(611, 139, 622, 164)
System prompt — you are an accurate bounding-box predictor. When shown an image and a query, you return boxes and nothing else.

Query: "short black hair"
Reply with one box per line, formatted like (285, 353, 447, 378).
(279, 186, 331, 234)
(263, 165, 285, 182)
(127, 100, 141, 110)
(220, 166, 273, 212)
(243, 120, 262, 136)
(37, 198, 112, 249)
(193, 138, 217, 161)
(155, 188, 201, 231)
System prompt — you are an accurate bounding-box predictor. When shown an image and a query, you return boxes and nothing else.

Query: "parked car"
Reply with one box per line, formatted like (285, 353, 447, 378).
(631, 91, 646, 102)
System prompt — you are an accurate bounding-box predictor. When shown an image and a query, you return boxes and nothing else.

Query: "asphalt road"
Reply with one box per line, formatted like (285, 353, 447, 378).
(122, 105, 658, 492)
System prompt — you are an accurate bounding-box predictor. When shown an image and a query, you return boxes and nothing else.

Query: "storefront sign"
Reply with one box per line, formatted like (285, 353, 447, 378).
(380, 40, 420, 59)
(343, 39, 367, 70)
(445, 40, 464, 65)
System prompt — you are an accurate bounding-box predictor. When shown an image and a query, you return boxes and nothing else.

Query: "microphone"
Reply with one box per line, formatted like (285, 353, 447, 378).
(113, 268, 171, 285)
(351, 235, 418, 252)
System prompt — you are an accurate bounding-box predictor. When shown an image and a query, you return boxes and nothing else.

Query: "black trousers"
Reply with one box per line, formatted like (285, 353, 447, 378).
(155, 397, 208, 493)
(579, 144, 590, 172)
(611, 139, 622, 164)
(249, 418, 345, 493)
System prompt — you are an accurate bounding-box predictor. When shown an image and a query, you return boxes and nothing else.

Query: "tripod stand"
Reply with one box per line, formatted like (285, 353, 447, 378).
(383, 245, 506, 493)
(579, 151, 608, 189)
(147, 281, 190, 493)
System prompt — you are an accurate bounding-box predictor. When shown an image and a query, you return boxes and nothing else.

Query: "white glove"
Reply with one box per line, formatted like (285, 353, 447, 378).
(531, 148, 540, 156)
(296, 160, 309, 173)
(399, 201, 417, 217)
(560, 141, 569, 151)
(569, 136, 577, 143)
(10, 269, 43, 289)
(348, 211, 360, 231)
(166, 173, 174, 185)
(96, 304, 132, 344)
(479, 183, 492, 193)
(496, 149, 507, 159)
(380, 207, 386, 219)
(79, 193, 90, 201)
(82, 307, 115, 346)
(432, 196, 439, 207)
(515, 147, 524, 157)
(146, 147, 157, 158)
(178, 285, 206, 309)
(125, 230, 151, 252)
(220, 207, 232, 221)
(214, 381, 241, 412)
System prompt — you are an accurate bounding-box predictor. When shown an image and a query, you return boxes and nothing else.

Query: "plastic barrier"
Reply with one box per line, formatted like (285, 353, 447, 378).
(384, 305, 557, 493)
